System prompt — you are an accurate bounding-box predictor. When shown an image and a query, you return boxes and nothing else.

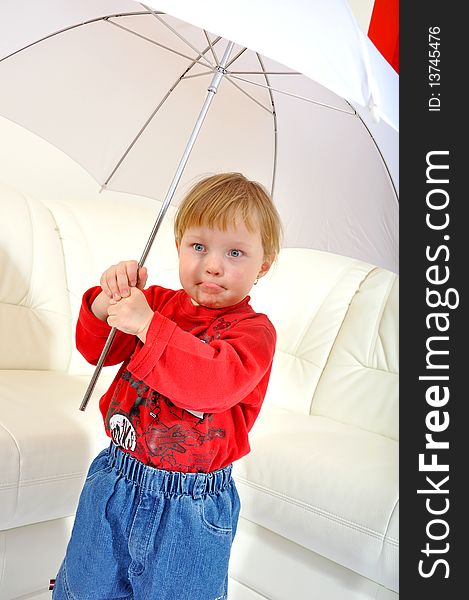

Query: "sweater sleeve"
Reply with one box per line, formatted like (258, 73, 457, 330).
(128, 310, 276, 413)
(75, 286, 138, 365)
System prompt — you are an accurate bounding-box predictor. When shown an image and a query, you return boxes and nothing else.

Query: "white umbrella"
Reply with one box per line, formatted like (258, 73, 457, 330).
(0, 0, 398, 407)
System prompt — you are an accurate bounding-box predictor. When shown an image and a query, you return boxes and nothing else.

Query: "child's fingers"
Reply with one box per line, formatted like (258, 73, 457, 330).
(104, 269, 120, 299)
(100, 261, 139, 299)
(126, 261, 139, 288)
(116, 262, 131, 298)
(136, 266, 148, 290)
(100, 270, 114, 298)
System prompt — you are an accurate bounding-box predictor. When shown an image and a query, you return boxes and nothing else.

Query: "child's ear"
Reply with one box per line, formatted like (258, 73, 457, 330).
(257, 259, 272, 280)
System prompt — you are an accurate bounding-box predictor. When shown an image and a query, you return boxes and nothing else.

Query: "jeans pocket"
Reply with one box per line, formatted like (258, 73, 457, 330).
(85, 447, 110, 483)
(197, 487, 237, 536)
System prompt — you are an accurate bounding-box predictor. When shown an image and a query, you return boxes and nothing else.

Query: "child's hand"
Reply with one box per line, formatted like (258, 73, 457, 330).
(107, 287, 154, 341)
(100, 260, 148, 300)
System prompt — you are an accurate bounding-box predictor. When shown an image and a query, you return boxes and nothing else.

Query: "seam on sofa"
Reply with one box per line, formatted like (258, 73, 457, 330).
(275, 352, 398, 378)
(381, 496, 400, 549)
(229, 576, 270, 599)
(362, 364, 398, 376)
(290, 261, 370, 360)
(0, 422, 21, 517)
(275, 348, 322, 367)
(15, 194, 34, 308)
(310, 266, 378, 414)
(377, 495, 400, 590)
(366, 272, 396, 370)
(313, 361, 398, 376)
(47, 201, 96, 276)
(41, 200, 75, 371)
(237, 477, 399, 546)
(0, 301, 71, 320)
(0, 529, 6, 590)
(0, 472, 85, 489)
(23, 195, 37, 308)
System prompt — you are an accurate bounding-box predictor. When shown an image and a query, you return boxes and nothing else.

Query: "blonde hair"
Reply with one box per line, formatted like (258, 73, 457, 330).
(174, 173, 282, 260)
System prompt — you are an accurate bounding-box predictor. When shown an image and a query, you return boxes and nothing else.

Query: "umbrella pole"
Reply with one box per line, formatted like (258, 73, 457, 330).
(79, 41, 235, 412)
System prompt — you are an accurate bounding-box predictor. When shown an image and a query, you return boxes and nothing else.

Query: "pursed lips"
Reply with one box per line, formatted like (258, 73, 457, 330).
(199, 281, 225, 292)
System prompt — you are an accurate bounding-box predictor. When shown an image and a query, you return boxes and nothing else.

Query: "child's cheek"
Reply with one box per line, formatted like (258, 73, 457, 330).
(230, 268, 249, 285)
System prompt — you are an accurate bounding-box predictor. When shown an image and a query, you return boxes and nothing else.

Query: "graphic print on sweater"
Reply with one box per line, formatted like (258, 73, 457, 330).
(109, 413, 137, 450)
(106, 369, 226, 471)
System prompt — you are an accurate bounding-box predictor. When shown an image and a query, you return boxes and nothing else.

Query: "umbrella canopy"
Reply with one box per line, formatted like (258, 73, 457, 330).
(0, 0, 398, 272)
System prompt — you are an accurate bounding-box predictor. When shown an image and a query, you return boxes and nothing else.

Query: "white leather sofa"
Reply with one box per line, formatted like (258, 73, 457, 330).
(0, 182, 398, 600)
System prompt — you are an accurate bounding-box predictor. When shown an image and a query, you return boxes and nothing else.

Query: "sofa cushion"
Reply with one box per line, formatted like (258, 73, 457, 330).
(312, 269, 399, 440)
(44, 196, 181, 376)
(0, 184, 71, 371)
(250, 248, 375, 415)
(0, 370, 111, 530)
(234, 408, 399, 591)
(230, 519, 399, 600)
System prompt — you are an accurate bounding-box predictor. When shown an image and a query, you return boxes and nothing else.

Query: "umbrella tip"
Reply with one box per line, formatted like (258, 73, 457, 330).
(368, 98, 381, 123)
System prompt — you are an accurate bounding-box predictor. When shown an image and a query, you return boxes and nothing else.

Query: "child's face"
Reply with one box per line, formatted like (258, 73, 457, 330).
(177, 221, 271, 309)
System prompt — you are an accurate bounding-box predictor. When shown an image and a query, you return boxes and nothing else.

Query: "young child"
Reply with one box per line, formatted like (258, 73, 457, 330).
(52, 172, 282, 600)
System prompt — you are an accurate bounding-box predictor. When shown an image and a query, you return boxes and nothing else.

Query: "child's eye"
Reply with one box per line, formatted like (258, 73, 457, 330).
(193, 243, 205, 252)
(228, 249, 243, 258)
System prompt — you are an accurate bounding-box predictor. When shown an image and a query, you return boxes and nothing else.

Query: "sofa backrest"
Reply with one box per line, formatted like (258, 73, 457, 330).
(0, 184, 71, 370)
(249, 248, 399, 441)
(311, 268, 398, 440)
(43, 195, 181, 376)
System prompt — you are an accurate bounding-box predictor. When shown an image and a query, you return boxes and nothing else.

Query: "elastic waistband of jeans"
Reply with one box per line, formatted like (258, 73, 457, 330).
(106, 442, 233, 498)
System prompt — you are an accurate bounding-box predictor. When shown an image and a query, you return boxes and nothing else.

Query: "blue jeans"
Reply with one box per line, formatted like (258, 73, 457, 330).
(53, 443, 240, 600)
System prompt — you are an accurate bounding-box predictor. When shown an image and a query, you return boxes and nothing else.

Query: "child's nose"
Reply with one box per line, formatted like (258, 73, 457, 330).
(205, 253, 223, 275)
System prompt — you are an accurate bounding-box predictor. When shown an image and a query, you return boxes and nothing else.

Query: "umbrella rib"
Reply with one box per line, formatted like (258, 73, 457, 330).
(102, 46, 216, 189)
(1, 9, 214, 72)
(224, 76, 273, 114)
(347, 101, 399, 205)
(256, 53, 279, 199)
(140, 4, 214, 69)
(106, 19, 214, 71)
(0, 11, 154, 63)
(229, 71, 301, 75)
(227, 74, 356, 115)
(225, 47, 248, 68)
(181, 72, 213, 80)
(204, 31, 220, 65)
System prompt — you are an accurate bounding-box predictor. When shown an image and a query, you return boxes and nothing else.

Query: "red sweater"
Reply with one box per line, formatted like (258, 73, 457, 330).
(76, 286, 276, 473)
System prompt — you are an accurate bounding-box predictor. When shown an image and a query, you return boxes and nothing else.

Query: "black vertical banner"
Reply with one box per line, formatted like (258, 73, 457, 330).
(400, 3, 465, 599)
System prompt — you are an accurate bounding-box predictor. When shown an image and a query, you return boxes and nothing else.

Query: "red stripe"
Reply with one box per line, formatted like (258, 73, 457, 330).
(368, 0, 399, 73)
